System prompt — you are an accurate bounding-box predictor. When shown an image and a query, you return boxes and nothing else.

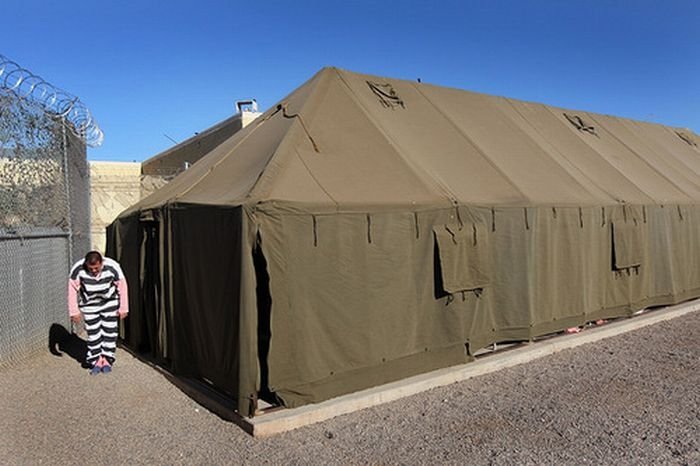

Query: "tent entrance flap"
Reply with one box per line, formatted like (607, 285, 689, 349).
(139, 220, 160, 356)
(253, 236, 275, 405)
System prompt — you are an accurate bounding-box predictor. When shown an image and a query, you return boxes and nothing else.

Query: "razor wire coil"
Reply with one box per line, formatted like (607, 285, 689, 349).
(0, 54, 103, 147)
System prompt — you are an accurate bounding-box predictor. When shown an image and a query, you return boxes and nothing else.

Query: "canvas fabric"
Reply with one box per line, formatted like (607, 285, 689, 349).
(433, 222, 490, 294)
(108, 67, 700, 416)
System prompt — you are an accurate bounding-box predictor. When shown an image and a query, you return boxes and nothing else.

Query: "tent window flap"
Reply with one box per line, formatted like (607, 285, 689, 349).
(612, 221, 644, 270)
(433, 223, 490, 294)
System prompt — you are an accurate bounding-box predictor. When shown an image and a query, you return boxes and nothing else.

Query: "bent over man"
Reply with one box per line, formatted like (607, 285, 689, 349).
(68, 251, 129, 374)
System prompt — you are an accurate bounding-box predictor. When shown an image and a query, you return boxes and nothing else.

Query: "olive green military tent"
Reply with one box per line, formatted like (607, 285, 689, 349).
(107, 67, 700, 417)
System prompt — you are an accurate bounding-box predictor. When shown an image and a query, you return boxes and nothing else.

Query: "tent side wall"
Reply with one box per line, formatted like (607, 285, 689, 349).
(255, 203, 700, 408)
(104, 68, 700, 417)
(107, 204, 259, 416)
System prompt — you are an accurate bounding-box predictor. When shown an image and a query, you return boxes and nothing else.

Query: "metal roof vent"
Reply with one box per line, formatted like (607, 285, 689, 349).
(236, 99, 258, 114)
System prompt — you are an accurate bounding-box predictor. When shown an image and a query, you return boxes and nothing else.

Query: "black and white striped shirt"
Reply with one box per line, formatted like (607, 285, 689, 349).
(69, 257, 125, 313)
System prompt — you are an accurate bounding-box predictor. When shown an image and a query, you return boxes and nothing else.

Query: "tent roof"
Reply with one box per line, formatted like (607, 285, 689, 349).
(125, 67, 700, 215)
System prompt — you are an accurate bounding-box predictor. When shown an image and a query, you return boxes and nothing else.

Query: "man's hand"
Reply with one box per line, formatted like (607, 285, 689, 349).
(118, 310, 128, 320)
(70, 314, 81, 323)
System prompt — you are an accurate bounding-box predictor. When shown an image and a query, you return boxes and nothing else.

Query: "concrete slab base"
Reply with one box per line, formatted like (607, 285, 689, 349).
(244, 299, 700, 437)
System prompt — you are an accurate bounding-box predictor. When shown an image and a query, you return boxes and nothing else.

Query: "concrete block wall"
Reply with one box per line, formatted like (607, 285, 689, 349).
(89, 161, 141, 253)
(89, 110, 260, 252)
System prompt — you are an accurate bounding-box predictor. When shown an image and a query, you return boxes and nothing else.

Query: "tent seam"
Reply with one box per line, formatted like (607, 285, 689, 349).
(628, 121, 700, 177)
(588, 114, 696, 202)
(334, 69, 456, 206)
(541, 105, 660, 204)
(504, 99, 621, 204)
(293, 146, 340, 208)
(409, 82, 530, 203)
(172, 116, 272, 201)
(246, 69, 331, 203)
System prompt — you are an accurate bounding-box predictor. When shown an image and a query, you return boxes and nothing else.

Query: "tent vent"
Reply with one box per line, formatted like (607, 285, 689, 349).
(366, 81, 405, 110)
(675, 131, 698, 148)
(564, 113, 597, 137)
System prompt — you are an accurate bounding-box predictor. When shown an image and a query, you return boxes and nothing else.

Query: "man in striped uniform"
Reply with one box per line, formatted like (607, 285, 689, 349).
(68, 251, 129, 374)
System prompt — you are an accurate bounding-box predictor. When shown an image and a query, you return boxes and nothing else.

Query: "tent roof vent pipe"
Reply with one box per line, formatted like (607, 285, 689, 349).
(236, 99, 258, 114)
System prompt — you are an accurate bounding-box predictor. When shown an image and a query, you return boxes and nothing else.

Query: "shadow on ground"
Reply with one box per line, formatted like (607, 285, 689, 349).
(48, 324, 89, 368)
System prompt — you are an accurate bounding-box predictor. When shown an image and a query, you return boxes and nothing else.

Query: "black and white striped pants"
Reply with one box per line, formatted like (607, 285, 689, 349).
(81, 301, 119, 365)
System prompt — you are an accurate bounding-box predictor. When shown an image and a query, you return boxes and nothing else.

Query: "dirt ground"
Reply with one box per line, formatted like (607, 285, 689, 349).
(1, 311, 698, 465)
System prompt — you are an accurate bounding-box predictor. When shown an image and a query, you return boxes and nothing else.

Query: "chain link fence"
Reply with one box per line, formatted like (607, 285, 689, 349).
(0, 84, 90, 368)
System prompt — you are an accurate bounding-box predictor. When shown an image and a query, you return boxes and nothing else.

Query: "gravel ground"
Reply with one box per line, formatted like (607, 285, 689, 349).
(1, 311, 699, 465)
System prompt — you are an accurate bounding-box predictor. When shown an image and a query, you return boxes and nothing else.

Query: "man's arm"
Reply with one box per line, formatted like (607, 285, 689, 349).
(67, 279, 81, 322)
(116, 279, 129, 319)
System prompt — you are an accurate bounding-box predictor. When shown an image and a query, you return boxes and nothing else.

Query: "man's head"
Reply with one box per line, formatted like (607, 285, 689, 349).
(84, 251, 103, 276)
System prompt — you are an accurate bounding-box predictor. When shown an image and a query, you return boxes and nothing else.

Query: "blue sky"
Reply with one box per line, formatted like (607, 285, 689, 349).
(3, 1, 698, 161)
